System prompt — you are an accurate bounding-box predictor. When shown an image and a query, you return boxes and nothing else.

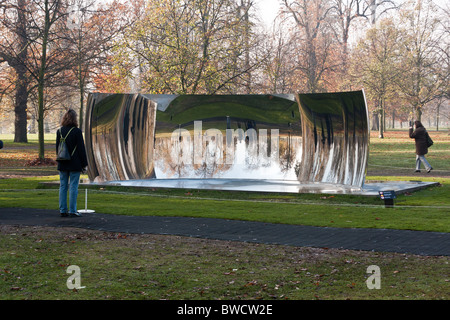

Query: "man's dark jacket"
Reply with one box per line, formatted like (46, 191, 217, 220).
(409, 124, 428, 155)
(56, 125, 88, 172)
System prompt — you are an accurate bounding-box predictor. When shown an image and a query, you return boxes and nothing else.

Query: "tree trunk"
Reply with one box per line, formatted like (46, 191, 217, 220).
(77, 26, 85, 131)
(13, 0, 29, 143)
(37, 0, 50, 160)
(378, 111, 384, 138)
(79, 80, 85, 131)
(37, 83, 45, 159)
(371, 111, 379, 131)
(14, 67, 29, 143)
(378, 100, 384, 138)
(415, 105, 422, 122)
(436, 99, 441, 131)
(392, 110, 395, 129)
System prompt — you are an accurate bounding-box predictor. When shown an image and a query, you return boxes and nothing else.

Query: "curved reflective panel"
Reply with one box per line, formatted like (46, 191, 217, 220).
(85, 91, 368, 189)
(296, 90, 369, 187)
(85, 93, 157, 181)
(151, 94, 301, 180)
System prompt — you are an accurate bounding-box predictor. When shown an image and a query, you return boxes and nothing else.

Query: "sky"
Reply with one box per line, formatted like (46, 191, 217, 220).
(254, 0, 449, 27)
(255, 0, 281, 26)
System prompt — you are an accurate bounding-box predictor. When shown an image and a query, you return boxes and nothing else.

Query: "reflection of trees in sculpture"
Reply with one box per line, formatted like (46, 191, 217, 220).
(297, 91, 369, 186)
(154, 133, 231, 179)
(154, 135, 184, 178)
(153, 129, 300, 179)
(193, 131, 228, 178)
(278, 136, 301, 174)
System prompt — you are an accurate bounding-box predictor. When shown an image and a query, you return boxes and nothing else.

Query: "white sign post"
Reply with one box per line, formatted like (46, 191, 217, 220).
(78, 189, 95, 214)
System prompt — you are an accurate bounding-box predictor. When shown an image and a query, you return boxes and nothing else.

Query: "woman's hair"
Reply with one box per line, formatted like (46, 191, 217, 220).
(414, 120, 423, 128)
(61, 109, 78, 127)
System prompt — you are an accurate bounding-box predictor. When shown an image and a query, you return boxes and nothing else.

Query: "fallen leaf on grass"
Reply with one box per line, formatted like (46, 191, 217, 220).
(244, 281, 257, 287)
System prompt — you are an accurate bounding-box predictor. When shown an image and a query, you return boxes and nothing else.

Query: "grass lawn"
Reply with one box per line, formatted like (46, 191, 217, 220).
(1, 224, 448, 300)
(0, 130, 449, 300)
(0, 175, 449, 232)
(367, 130, 450, 176)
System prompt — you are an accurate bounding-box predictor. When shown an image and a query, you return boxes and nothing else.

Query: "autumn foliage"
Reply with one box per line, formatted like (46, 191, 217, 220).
(0, 0, 448, 162)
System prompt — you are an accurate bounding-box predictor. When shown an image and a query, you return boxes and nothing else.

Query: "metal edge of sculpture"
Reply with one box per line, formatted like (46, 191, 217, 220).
(84, 90, 369, 189)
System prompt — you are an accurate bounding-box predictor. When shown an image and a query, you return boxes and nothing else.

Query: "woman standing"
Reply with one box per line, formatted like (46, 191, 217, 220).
(409, 120, 433, 173)
(56, 109, 88, 217)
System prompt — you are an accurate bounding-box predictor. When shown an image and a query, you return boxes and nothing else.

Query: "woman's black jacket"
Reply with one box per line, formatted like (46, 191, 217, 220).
(56, 125, 88, 172)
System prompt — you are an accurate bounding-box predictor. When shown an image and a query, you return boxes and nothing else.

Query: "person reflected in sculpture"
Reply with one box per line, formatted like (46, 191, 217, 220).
(56, 109, 88, 217)
(409, 120, 433, 173)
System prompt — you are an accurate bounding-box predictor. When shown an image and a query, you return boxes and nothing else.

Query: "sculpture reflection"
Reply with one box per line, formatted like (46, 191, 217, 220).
(85, 91, 368, 189)
(84, 93, 157, 181)
(152, 94, 301, 180)
(296, 91, 369, 187)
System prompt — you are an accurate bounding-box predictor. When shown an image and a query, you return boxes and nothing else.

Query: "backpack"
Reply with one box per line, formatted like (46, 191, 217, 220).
(57, 127, 77, 161)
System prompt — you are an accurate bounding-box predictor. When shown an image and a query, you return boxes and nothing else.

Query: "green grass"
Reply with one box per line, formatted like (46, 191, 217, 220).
(0, 174, 449, 232)
(0, 133, 56, 144)
(0, 130, 449, 300)
(1, 225, 448, 300)
(367, 131, 450, 174)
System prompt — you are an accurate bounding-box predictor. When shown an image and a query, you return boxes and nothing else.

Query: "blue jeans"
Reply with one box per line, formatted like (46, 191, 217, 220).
(59, 171, 81, 214)
(416, 155, 432, 171)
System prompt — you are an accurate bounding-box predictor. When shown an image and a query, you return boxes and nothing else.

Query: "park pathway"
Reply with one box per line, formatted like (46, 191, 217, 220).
(0, 207, 448, 256)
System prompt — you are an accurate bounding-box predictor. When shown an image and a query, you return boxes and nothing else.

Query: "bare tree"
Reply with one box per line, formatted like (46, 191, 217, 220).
(25, 0, 75, 159)
(396, 0, 446, 121)
(431, 0, 450, 130)
(259, 22, 298, 93)
(0, 0, 31, 142)
(350, 19, 402, 138)
(65, 0, 130, 130)
(329, 0, 398, 58)
(281, 0, 338, 93)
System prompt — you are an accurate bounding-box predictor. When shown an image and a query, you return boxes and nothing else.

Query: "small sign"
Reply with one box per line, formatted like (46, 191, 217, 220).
(379, 190, 396, 208)
(379, 190, 396, 200)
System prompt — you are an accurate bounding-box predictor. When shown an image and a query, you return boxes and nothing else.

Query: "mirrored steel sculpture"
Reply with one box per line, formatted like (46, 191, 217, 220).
(85, 91, 369, 190)
(297, 91, 369, 187)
